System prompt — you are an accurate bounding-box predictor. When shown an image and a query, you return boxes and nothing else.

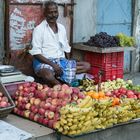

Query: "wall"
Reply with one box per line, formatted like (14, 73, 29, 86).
(0, 0, 4, 63)
(133, 0, 140, 72)
(73, 0, 96, 43)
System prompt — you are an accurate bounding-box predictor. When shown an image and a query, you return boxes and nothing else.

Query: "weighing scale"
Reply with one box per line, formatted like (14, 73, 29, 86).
(0, 65, 29, 84)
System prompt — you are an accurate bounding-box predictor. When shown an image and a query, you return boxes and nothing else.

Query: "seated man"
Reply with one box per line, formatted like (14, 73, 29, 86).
(29, 1, 90, 87)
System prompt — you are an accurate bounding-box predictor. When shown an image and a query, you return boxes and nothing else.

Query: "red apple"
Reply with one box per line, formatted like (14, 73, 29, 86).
(29, 112, 35, 120)
(72, 87, 80, 94)
(0, 101, 8, 107)
(2, 96, 8, 102)
(61, 100, 67, 106)
(25, 103, 31, 110)
(18, 85, 24, 91)
(45, 110, 50, 118)
(13, 107, 18, 114)
(51, 99, 58, 106)
(137, 94, 140, 99)
(78, 92, 86, 99)
(34, 98, 41, 106)
(51, 91, 58, 98)
(39, 101, 46, 108)
(46, 89, 53, 97)
(72, 94, 78, 101)
(38, 116, 44, 124)
(38, 92, 47, 100)
(43, 102, 51, 110)
(65, 87, 73, 94)
(43, 118, 49, 126)
(58, 91, 65, 98)
(30, 105, 38, 114)
(31, 82, 37, 88)
(30, 87, 36, 92)
(48, 120, 55, 128)
(46, 97, 52, 103)
(38, 108, 46, 116)
(34, 114, 40, 122)
(105, 91, 112, 97)
(30, 97, 35, 105)
(23, 82, 31, 88)
(49, 105, 56, 112)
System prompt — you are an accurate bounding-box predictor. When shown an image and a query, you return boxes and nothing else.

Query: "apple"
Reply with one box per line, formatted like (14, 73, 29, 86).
(105, 91, 112, 97)
(55, 106, 61, 112)
(24, 110, 30, 118)
(46, 89, 53, 97)
(38, 108, 46, 116)
(61, 100, 67, 106)
(51, 91, 58, 98)
(23, 82, 31, 87)
(30, 97, 35, 105)
(18, 85, 24, 91)
(61, 84, 70, 91)
(38, 116, 44, 124)
(49, 105, 56, 112)
(31, 82, 37, 88)
(37, 83, 43, 90)
(58, 91, 65, 98)
(51, 99, 58, 106)
(56, 99, 62, 106)
(13, 107, 18, 114)
(48, 120, 55, 128)
(34, 98, 41, 106)
(21, 97, 29, 103)
(34, 114, 40, 122)
(23, 87, 30, 93)
(45, 110, 50, 118)
(0, 92, 3, 97)
(65, 87, 73, 94)
(137, 94, 140, 99)
(0, 97, 2, 101)
(64, 94, 71, 102)
(2, 96, 8, 102)
(78, 92, 86, 99)
(29, 112, 35, 120)
(43, 118, 49, 126)
(25, 103, 31, 110)
(46, 98, 52, 103)
(28, 92, 34, 98)
(54, 113, 60, 121)
(30, 105, 38, 114)
(43, 102, 51, 110)
(30, 87, 36, 92)
(39, 101, 46, 108)
(72, 94, 78, 101)
(15, 91, 20, 96)
(72, 87, 80, 94)
(38, 92, 47, 100)
(0, 101, 8, 108)
(53, 84, 61, 91)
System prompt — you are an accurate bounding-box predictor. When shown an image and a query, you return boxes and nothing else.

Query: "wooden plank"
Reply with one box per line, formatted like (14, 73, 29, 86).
(73, 43, 124, 53)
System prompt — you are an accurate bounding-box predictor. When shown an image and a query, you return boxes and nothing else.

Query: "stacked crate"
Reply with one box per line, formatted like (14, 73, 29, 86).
(85, 51, 124, 83)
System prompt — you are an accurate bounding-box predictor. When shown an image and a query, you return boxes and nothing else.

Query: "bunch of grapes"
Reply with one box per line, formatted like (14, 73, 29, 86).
(115, 33, 136, 47)
(84, 32, 120, 48)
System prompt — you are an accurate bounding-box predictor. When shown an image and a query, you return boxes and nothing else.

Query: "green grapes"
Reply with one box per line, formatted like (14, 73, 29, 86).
(116, 33, 136, 47)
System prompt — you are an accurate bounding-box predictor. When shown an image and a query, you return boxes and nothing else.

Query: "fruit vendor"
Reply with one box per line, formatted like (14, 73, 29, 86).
(29, 1, 90, 87)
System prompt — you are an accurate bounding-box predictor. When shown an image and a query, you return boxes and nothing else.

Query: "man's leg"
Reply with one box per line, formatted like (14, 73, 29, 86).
(76, 61, 91, 74)
(37, 68, 61, 87)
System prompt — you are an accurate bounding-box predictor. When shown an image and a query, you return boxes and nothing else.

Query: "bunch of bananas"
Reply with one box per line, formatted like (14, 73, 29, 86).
(79, 78, 97, 91)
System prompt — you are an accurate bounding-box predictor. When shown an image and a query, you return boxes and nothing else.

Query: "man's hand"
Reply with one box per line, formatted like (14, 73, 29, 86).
(52, 64, 63, 77)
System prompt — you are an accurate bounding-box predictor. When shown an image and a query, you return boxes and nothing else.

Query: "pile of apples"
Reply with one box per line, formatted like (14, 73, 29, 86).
(12, 82, 85, 128)
(0, 92, 11, 108)
(106, 87, 140, 99)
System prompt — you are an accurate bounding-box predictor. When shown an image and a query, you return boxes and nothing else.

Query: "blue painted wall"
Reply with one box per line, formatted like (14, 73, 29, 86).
(97, 0, 132, 73)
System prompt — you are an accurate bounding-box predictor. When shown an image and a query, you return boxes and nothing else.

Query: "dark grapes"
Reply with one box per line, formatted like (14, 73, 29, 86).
(83, 32, 120, 48)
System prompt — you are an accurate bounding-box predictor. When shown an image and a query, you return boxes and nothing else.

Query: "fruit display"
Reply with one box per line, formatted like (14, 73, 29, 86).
(84, 32, 120, 48)
(100, 78, 133, 92)
(12, 82, 86, 128)
(7, 78, 140, 137)
(0, 91, 11, 108)
(116, 33, 136, 47)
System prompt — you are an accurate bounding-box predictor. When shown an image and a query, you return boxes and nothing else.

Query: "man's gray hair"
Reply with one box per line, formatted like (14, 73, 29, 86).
(43, 1, 58, 9)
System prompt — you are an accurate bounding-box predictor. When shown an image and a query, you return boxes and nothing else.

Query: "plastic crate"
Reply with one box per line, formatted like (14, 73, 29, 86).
(85, 52, 124, 70)
(0, 82, 15, 118)
(90, 66, 123, 83)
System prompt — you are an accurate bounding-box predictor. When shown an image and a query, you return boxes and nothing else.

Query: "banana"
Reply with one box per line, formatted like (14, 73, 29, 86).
(78, 96, 92, 108)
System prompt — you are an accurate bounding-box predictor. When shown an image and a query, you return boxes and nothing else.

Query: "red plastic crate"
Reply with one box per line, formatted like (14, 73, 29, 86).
(89, 66, 123, 83)
(85, 52, 124, 70)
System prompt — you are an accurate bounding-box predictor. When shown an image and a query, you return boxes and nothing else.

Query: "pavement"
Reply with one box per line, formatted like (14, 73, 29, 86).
(124, 72, 140, 85)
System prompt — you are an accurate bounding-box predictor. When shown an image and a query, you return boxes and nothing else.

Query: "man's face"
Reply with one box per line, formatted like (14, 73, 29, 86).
(45, 5, 59, 23)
